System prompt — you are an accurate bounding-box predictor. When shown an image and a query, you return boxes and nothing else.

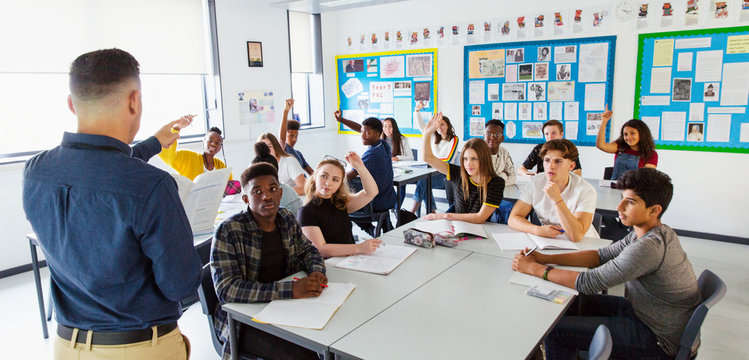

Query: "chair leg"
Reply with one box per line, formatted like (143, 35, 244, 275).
(47, 284, 54, 321)
(29, 240, 48, 339)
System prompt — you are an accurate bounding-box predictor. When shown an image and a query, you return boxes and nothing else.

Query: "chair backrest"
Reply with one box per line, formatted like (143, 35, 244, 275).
(592, 213, 603, 235)
(197, 264, 225, 356)
(412, 148, 418, 161)
(587, 324, 612, 360)
(603, 167, 614, 180)
(674, 269, 727, 360)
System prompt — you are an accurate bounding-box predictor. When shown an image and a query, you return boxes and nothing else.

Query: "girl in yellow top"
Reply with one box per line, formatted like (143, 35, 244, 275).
(159, 117, 232, 180)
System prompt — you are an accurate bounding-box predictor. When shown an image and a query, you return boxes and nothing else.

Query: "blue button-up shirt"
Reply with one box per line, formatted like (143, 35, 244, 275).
(361, 139, 396, 211)
(22, 132, 201, 331)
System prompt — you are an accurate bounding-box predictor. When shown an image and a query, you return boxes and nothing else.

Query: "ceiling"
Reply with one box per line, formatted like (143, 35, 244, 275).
(268, 0, 408, 13)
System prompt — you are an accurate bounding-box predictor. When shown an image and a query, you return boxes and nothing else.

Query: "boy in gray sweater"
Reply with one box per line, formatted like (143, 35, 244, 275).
(512, 168, 700, 359)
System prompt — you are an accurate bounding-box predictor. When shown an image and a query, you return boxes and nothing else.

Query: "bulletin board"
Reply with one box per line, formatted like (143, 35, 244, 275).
(335, 49, 438, 135)
(463, 36, 616, 146)
(634, 27, 749, 153)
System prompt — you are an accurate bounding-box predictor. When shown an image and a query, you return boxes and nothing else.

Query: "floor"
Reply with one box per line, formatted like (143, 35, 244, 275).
(2, 191, 747, 359)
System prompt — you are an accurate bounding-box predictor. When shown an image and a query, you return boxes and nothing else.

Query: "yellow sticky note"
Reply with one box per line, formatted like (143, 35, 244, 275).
(727, 35, 749, 54)
(653, 39, 675, 67)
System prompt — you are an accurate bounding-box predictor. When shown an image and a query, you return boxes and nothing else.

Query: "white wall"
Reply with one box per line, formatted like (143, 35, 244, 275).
(320, 0, 749, 238)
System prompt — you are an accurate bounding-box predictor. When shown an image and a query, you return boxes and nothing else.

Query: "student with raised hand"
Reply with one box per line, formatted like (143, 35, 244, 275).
(518, 120, 582, 177)
(413, 102, 459, 214)
(159, 120, 233, 180)
(256, 132, 306, 195)
(512, 168, 700, 359)
(596, 105, 658, 180)
(484, 119, 516, 223)
(508, 139, 597, 242)
(421, 113, 504, 224)
(211, 163, 326, 360)
(279, 98, 314, 175)
(252, 142, 303, 215)
(333, 111, 414, 161)
(297, 152, 383, 257)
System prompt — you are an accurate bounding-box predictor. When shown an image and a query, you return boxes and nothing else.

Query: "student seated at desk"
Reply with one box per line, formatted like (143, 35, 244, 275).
(279, 98, 314, 175)
(297, 153, 383, 257)
(159, 122, 233, 181)
(412, 102, 459, 214)
(512, 168, 700, 359)
(484, 119, 516, 224)
(596, 105, 657, 180)
(211, 163, 326, 360)
(508, 139, 597, 242)
(518, 120, 582, 177)
(252, 142, 303, 215)
(256, 133, 306, 195)
(333, 110, 413, 161)
(422, 113, 504, 224)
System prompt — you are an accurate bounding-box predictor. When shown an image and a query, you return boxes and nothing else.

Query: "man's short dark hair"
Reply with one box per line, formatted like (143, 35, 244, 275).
(616, 168, 673, 219)
(485, 119, 505, 131)
(362, 117, 383, 134)
(241, 163, 278, 188)
(69, 48, 140, 101)
(287, 120, 301, 131)
(542, 120, 564, 134)
(208, 126, 222, 136)
(539, 139, 578, 161)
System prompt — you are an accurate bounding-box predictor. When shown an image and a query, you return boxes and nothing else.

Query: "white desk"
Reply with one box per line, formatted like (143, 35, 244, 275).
(381, 220, 612, 260)
(330, 252, 575, 359)
(223, 241, 471, 360)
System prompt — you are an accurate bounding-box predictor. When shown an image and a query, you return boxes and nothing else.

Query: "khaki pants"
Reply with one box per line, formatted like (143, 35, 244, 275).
(54, 326, 190, 360)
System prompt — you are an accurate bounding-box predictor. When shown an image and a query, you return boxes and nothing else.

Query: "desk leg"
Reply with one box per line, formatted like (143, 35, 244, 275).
(323, 349, 333, 360)
(426, 175, 433, 214)
(29, 240, 48, 339)
(228, 313, 238, 360)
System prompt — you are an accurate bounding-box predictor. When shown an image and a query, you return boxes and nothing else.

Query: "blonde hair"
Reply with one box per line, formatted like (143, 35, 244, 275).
(304, 159, 349, 210)
(459, 138, 497, 204)
(257, 133, 290, 157)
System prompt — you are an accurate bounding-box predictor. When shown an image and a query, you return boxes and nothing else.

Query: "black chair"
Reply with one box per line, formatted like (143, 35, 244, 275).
(603, 167, 614, 180)
(411, 148, 417, 161)
(197, 264, 257, 360)
(592, 213, 603, 235)
(349, 202, 393, 237)
(674, 269, 727, 360)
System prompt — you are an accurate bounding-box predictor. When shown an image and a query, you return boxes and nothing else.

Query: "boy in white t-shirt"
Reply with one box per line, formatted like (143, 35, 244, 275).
(508, 139, 597, 242)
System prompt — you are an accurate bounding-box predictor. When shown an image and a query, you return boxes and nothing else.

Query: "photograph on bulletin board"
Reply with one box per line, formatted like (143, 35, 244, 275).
(634, 26, 749, 153)
(463, 36, 616, 147)
(335, 49, 438, 136)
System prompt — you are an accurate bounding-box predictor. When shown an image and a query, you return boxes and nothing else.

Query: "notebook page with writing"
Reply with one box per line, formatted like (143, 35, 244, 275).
(412, 220, 454, 235)
(452, 221, 487, 238)
(252, 282, 356, 329)
(334, 245, 417, 275)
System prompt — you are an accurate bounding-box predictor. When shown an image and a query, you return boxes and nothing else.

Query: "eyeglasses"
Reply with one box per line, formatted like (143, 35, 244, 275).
(485, 132, 503, 138)
(323, 155, 347, 168)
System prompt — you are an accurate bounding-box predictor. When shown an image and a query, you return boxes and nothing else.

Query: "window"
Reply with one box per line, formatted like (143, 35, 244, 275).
(0, 0, 222, 160)
(288, 11, 325, 128)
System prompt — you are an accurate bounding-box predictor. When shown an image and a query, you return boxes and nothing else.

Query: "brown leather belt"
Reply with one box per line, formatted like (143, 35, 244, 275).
(57, 322, 178, 345)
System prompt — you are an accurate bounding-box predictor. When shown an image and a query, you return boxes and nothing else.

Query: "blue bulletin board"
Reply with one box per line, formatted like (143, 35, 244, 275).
(634, 27, 749, 153)
(463, 36, 616, 146)
(335, 49, 437, 136)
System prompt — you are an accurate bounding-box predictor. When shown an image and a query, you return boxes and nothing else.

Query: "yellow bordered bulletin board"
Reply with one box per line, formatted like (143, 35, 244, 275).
(335, 48, 438, 136)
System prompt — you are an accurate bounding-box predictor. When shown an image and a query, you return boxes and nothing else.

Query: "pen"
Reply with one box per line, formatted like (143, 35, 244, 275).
(292, 277, 328, 287)
(524, 246, 538, 256)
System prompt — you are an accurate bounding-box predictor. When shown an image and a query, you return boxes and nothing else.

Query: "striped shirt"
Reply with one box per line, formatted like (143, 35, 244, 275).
(447, 163, 505, 215)
(210, 207, 325, 358)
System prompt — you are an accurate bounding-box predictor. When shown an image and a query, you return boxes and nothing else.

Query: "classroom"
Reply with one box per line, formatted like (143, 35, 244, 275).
(1, 0, 748, 359)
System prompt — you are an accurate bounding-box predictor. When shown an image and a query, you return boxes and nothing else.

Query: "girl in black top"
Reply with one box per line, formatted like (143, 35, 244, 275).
(297, 152, 382, 257)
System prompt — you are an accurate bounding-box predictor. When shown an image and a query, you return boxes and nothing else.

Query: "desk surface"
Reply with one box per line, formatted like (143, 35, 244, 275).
(392, 166, 438, 184)
(330, 252, 573, 360)
(223, 239, 470, 349)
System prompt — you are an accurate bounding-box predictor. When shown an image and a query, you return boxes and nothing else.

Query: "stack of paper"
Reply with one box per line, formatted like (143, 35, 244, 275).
(253, 282, 356, 330)
(171, 167, 232, 235)
(492, 231, 579, 251)
(334, 245, 416, 275)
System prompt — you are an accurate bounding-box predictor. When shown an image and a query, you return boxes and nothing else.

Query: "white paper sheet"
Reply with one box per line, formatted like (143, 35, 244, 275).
(677, 52, 693, 72)
(650, 67, 672, 93)
(640, 96, 671, 106)
(565, 121, 579, 140)
(578, 42, 608, 82)
(369, 82, 393, 103)
(695, 50, 723, 82)
(174, 168, 232, 235)
(487, 83, 500, 101)
(707, 107, 746, 114)
(492, 102, 504, 120)
(492, 232, 534, 251)
(509, 270, 579, 295)
(549, 102, 563, 121)
(519, 103, 532, 120)
(505, 102, 517, 120)
(469, 80, 485, 104)
(689, 103, 705, 121)
(554, 45, 577, 63)
(740, 123, 749, 142)
(642, 116, 661, 140)
(661, 112, 686, 141)
(335, 245, 416, 275)
(675, 37, 711, 49)
(341, 78, 363, 98)
(584, 83, 606, 111)
(706, 114, 732, 142)
(253, 282, 356, 329)
(564, 102, 579, 120)
(506, 64, 518, 82)
(720, 62, 749, 106)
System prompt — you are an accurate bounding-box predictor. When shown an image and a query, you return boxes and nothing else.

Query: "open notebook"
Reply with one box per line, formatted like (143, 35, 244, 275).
(252, 282, 356, 330)
(508, 266, 587, 295)
(334, 245, 416, 275)
(492, 231, 579, 251)
(412, 219, 487, 238)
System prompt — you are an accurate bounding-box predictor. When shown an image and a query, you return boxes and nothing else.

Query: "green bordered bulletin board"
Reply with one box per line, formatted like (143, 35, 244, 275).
(335, 49, 437, 136)
(463, 36, 616, 146)
(634, 27, 749, 153)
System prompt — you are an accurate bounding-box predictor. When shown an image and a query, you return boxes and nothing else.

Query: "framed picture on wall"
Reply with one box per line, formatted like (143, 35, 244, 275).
(247, 41, 263, 67)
